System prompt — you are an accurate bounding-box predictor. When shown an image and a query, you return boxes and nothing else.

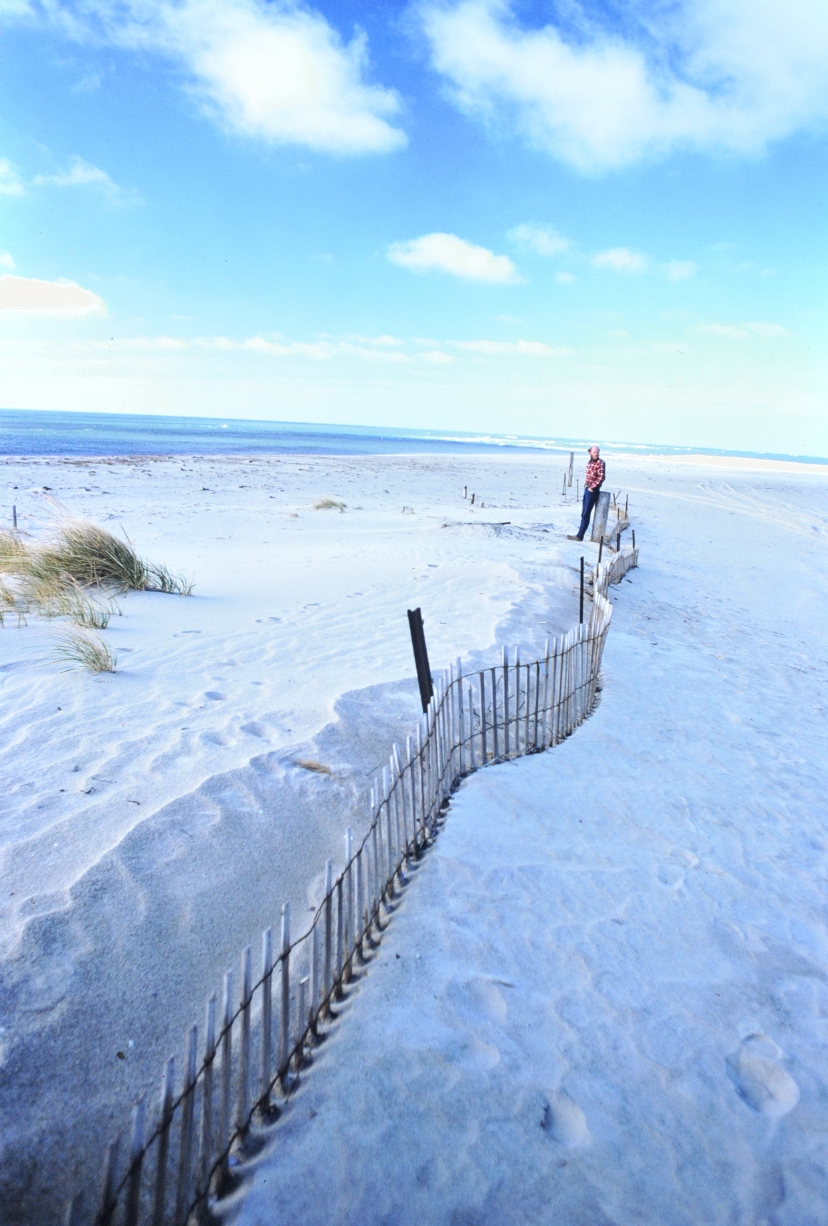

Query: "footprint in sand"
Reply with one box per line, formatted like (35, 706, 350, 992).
(726, 1034, 800, 1117)
(541, 1093, 590, 1147)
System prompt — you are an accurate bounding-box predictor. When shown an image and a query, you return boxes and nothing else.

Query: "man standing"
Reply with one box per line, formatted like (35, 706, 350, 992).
(568, 445, 605, 541)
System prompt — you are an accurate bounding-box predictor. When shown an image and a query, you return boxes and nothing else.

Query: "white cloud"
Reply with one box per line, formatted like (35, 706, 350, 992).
(697, 321, 790, 339)
(507, 223, 569, 256)
(420, 0, 828, 172)
(0, 275, 107, 316)
(451, 338, 568, 355)
(663, 260, 697, 281)
(420, 350, 454, 365)
(236, 336, 414, 361)
(555, 271, 575, 284)
(13, 0, 404, 155)
(0, 251, 14, 269)
(388, 233, 519, 282)
(0, 159, 24, 196)
(744, 321, 790, 337)
(592, 247, 648, 273)
(32, 156, 132, 203)
(697, 323, 748, 338)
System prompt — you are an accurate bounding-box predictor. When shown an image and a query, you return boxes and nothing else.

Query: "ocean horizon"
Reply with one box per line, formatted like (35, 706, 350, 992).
(0, 407, 824, 466)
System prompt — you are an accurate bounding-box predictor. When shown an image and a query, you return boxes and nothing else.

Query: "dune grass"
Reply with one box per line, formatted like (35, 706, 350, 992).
(313, 498, 346, 512)
(0, 521, 193, 595)
(53, 629, 118, 674)
(21, 576, 117, 629)
(0, 516, 191, 669)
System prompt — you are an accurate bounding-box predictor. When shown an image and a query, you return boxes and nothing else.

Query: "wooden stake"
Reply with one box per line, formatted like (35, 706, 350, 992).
(579, 556, 585, 623)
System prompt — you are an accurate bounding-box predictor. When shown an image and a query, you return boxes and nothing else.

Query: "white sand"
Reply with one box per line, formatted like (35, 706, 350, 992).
(0, 450, 581, 1223)
(232, 456, 828, 1226)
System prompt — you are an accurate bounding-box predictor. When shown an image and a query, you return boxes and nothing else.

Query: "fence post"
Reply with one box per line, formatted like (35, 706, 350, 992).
(236, 946, 252, 1134)
(152, 1056, 175, 1226)
(174, 1024, 198, 1226)
(122, 1095, 146, 1226)
(260, 928, 273, 1111)
(503, 647, 510, 758)
(309, 924, 319, 1035)
(218, 974, 232, 1189)
(344, 828, 353, 980)
(97, 1136, 120, 1226)
(407, 607, 434, 713)
(323, 862, 333, 1015)
(279, 903, 291, 1082)
(198, 994, 217, 1204)
(479, 670, 487, 766)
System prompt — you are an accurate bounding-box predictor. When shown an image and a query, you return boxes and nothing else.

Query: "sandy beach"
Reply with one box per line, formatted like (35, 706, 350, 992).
(233, 453, 828, 1226)
(1, 449, 827, 1224)
(0, 448, 581, 1223)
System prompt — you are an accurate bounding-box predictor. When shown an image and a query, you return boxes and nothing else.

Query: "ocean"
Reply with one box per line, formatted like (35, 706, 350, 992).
(0, 408, 823, 464)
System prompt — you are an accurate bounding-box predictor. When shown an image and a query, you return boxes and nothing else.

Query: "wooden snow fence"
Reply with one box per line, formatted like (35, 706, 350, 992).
(68, 547, 639, 1226)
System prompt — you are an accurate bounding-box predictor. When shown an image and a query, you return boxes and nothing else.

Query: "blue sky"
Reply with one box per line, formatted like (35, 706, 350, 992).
(0, 0, 826, 453)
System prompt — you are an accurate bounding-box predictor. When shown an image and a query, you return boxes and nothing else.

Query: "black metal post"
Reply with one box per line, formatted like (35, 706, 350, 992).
(407, 608, 434, 714)
(579, 556, 584, 623)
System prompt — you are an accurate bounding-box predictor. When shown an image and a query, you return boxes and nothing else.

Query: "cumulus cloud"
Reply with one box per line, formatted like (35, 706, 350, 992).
(0, 275, 107, 315)
(743, 321, 790, 337)
(10, 0, 404, 155)
(507, 223, 569, 256)
(420, 0, 828, 172)
(592, 247, 648, 272)
(663, 259, 697, 281)
(388, 233, 519, 282)
(32, 156, 133, 203)
(451, 338, 568, 355)
(0, 159, 24, 196)
(0, 251, 14, 269)
(697, 321, 790, 339)
(556, 271, 575, 284)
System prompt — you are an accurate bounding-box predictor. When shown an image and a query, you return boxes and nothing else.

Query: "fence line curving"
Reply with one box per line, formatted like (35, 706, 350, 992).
(67, 543, 639, 1226)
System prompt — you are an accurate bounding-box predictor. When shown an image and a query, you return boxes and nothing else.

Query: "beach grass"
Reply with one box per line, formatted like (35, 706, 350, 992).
(0, 517, 190, 664)
(313, 498, 346, 512)
(0, 520, 191, 596)
(52, 628, 118, 674)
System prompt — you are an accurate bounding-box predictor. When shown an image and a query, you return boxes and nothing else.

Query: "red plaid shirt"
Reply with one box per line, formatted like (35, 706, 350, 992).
(585, 458, 605, 491)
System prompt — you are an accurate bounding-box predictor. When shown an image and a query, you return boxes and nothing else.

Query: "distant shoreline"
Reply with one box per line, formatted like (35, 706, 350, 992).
(0, 407, 825, 467)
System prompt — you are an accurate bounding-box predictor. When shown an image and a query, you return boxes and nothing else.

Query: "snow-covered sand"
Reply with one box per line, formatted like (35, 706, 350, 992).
(0, 450, 580, 1223)
(232, 457, 828, 1226)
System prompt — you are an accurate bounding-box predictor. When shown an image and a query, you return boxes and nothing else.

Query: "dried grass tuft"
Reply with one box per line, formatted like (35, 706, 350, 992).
(313, 499, 345, 512)
(53, 629, 118, 673)
(295, 758, 333, 775)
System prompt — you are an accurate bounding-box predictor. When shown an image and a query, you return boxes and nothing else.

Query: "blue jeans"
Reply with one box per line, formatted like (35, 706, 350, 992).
(577, 486, 601, 539)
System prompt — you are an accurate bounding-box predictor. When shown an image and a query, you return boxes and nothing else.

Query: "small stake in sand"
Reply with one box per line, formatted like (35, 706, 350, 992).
(580, 557, 585, 623)
(12, 505, 16, 530)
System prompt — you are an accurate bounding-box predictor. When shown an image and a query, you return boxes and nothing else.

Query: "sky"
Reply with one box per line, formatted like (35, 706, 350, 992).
(0, 0, 826, 454)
